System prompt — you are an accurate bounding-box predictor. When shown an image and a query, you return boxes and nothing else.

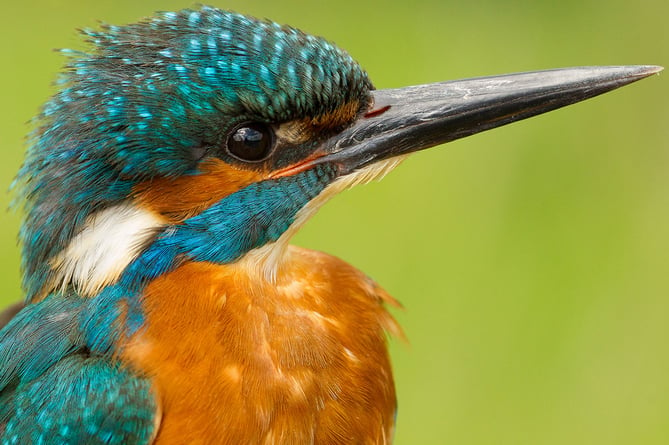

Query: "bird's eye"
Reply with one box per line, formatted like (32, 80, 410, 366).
(226, 122, 274, 162)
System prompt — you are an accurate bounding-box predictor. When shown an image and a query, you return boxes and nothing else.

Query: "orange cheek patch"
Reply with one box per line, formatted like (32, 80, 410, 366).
(132, 101, 363, 222)
(133, 159, 265, 222)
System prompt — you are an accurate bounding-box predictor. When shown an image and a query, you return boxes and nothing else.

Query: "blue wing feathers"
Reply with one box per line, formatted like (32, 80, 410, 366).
(0, 296, 83, 392)
(3, 356, 156, 445)
(0, 299, 157, 444)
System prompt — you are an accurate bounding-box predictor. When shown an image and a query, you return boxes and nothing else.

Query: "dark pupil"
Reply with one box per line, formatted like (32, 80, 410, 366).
(228, 124, 271, 161)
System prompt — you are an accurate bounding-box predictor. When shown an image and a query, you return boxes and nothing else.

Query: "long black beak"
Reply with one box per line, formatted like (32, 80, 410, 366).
(322, 65, 662, 174)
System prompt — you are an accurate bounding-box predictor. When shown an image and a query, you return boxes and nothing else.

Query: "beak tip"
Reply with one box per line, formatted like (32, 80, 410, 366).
(618, 64, 664, 79)
(552, 65, 663, 88)
(590, 65, 664, 92)
(637, 65, 664, 75)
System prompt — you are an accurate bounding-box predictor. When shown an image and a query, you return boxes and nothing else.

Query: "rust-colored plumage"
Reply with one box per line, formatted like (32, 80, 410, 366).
(121, 246, 401, 444)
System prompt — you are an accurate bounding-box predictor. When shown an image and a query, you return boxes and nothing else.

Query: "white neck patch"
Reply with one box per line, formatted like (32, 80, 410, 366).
(48, 157, 406, 295)
(49, 202, 166, 296)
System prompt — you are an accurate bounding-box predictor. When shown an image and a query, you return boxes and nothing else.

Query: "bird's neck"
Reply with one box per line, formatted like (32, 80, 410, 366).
(32, 165, 339, 302)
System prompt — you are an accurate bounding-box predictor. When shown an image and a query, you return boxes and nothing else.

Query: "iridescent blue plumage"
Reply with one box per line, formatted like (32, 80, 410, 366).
(3, 356, 155, 444)
(0, 295, 154, 443)
(4, 6, 373, 442)
(18, 6, 371, 301)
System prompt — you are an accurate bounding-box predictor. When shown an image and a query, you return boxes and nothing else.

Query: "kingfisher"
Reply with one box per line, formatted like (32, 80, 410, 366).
(0, 6, 660, 444)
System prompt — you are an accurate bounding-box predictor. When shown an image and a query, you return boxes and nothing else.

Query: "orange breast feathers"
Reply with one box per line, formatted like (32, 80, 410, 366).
(120, 245, 403, 445)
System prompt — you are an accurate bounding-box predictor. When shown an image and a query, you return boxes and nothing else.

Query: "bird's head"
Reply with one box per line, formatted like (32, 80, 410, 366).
(17, 6, 659, 302)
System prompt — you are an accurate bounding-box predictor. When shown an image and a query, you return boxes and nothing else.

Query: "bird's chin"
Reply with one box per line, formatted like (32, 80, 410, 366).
(329, 155, 409, 192)
(236, 156, 408, 283)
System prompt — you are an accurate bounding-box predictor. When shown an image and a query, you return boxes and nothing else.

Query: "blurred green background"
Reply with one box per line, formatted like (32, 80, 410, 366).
(1, 1, 667, 443)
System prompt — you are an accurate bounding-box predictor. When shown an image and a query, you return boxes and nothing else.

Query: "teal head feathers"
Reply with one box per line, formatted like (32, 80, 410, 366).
(18, 7, 372, 302)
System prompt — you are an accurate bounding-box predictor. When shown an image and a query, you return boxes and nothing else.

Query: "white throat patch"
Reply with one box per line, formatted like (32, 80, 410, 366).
(49, 202, 165, 296)
(240, 156, 408, 282)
